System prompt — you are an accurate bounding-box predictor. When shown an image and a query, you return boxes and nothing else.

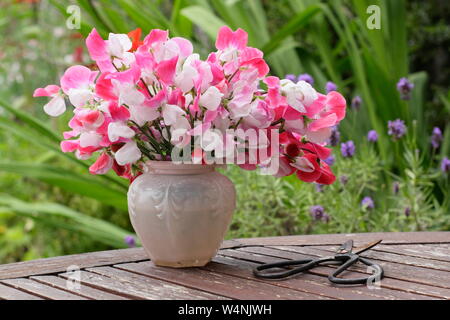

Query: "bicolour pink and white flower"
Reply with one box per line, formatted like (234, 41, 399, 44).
(34, 26, 346, 184)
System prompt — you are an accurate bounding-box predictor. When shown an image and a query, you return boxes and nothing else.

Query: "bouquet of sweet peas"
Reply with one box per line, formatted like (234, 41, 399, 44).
(34, 26, 346, 184)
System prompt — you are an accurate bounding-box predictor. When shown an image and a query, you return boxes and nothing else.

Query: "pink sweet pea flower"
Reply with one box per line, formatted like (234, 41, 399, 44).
(241, 100, 274, 129)
(60, 65, 97, 107)
(86, 28, 134, 72)
(215, 26, 248, 53)
(89, 152, 113, 175)
(33, 85, 66, 117)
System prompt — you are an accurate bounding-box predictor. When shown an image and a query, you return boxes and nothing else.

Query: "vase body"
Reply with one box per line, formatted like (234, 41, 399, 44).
(127, 161, 236, 267)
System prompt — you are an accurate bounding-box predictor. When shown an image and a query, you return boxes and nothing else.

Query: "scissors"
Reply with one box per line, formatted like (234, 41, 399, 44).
(253, 239, 384, 285)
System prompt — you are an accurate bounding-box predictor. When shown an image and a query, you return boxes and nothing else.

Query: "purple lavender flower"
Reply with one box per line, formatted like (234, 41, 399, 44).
(393, 181, 400, 195)
(315, 183, 325, 193)
(341, 140, 356, 158)
(367, 130, 378, 143)
(388, 119, 407, 140)
(325, 81, 337, 93)
(404, 207, 411, 217)
(351, 96, 362, 111)
(328, 126, 340, 146)
(285, 74, 297, 82)
(298, 73, 314, 85)
(309, 205, 330, 222)
(361, 196, 375, 210)
(324, 155, 335, 166)
(124, 235, 136, 248)
(441, 157, 450, 173)
(339, 175, 349, 185)
(397, 77, 414, 100)
(431, 127, 443, 149)
(310, 205, 325, 221)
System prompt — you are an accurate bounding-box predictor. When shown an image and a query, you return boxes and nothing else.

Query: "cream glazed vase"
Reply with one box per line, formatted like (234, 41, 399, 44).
(127, 161, 236, 268)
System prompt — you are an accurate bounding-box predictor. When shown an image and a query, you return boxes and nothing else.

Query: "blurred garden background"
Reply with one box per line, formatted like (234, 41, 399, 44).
(0, 0, 449, 263)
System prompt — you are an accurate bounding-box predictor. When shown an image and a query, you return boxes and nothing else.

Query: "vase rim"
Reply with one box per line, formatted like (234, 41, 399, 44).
(143, 160, 226, 175)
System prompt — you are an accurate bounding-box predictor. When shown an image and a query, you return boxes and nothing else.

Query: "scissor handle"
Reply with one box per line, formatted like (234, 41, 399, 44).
(253, 257, 335, 279)
(328, 254, 384, 285)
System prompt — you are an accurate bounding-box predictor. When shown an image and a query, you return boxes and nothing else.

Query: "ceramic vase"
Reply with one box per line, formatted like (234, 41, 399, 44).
(127, 161, 236, 267)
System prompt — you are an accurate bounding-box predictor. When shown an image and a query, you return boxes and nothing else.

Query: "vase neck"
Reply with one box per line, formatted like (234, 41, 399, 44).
(143, 161, 223, 175)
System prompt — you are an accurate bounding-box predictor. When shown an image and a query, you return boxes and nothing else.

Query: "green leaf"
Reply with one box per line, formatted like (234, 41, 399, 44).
(181, 5, 227, 40)
(0, 98, 60, 143)
(0, 195, 134, 248)
(0, 163, 127, 210)
(261, 5, 321, 55)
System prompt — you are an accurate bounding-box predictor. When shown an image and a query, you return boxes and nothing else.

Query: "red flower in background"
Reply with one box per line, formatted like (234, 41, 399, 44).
(128, 28, 143, 52)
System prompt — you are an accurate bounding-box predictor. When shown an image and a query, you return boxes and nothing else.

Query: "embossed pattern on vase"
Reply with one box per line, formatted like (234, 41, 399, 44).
(128, 166, 236, 268)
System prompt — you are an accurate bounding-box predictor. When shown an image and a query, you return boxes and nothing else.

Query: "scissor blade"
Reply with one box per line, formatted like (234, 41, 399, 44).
(336, 240, 354, 254)
(353, 240, 382, 255)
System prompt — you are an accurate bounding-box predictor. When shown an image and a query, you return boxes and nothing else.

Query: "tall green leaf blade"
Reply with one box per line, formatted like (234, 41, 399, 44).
(261, 5, 321, 55)
(0, 98, 60, 143)
(0, 195, 133, 248)
(181, 5, 227, 40)
(0, 163, 127, 210)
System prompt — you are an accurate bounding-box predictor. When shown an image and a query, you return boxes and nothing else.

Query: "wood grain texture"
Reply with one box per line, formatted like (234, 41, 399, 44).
(114, 261, 330, 300)
(269, 246, 450, 288)
(1, 278, 86, 300)
(30, 275, 129, 300)
(220, 232, 450, 249)
(208, 255, 437, 300)
(0, 232, 449, 300)
(0, 283, 43, 300)
(0, 248, 148, 280)
(60, 268, 228, 300)
(230, 246, 450, 299)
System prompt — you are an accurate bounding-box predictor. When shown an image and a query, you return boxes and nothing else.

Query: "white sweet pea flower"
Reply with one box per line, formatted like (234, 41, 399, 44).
(43, 95, 66, 117)
(113, 81, 145, 108)
(67, 88, 94, 107)
(199, 86, 223, 111)
(108, 122, 135, 142)
(175, 64, 198, 93)
(162, 104, 185, 126)
(79, 132, 103, 148)
(107, 33, 132, 59)
(170, 117, 191, 147)
(115, 141, 141, 165)
(280, 79, 318, 113)
(129, 105, 159, 126)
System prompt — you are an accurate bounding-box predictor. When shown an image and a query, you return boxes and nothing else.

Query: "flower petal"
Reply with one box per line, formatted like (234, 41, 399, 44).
(114, 141, 141, 165)
(43, 95, 66, 117)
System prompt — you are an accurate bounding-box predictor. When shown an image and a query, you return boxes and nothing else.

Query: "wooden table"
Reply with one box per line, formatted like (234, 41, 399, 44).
(0, 232, 449, 300)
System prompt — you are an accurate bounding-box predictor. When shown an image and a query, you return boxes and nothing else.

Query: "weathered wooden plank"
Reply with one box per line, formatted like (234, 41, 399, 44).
(30, 275, 128, 300)
(114, 261, 331, 300)
(220, 247, 450, 299)
(312, 245, 450, 272)
(0, 283, 43, 300)
(1, 232, 447, 280)
(373, 244, 450, 263)
(209, 255, 437, 300)
(59, 268, 228, 300)
(221, 232, 450, 249)
(1, 278, 86, 300)
(275, 245, 450, 288)
(0, 248, 148, 280)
